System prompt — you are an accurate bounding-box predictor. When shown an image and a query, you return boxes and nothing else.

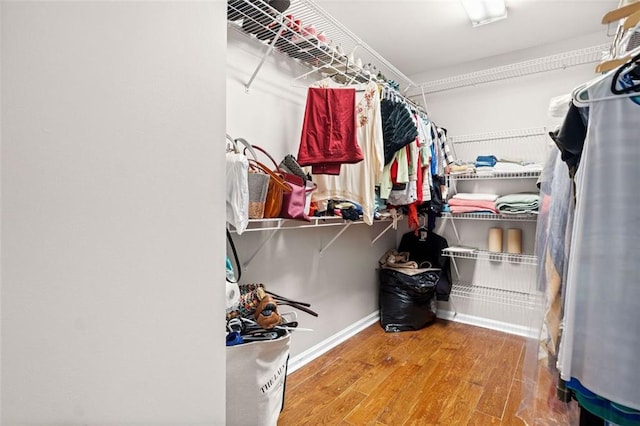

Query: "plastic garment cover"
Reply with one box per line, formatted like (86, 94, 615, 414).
(517, 147, 579, 426)
(226, 151, 249, 234)
(378, 268, 437, 332)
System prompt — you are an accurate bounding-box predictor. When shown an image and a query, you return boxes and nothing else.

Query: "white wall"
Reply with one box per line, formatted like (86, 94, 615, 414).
(226, 29, 397, 359)
(420, 37, 607, 331)
(411, 30, 610, 83)
(425, 62, 600, 135)
(1, 3, 226, 425)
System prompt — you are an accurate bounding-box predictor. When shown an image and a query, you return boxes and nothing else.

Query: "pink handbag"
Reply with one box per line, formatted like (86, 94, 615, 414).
(248, 145, 315, 221)
(280, 174, 315, 221)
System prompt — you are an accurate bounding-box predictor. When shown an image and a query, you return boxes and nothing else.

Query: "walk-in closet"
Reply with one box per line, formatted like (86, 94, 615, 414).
(2, 1, 639, 425)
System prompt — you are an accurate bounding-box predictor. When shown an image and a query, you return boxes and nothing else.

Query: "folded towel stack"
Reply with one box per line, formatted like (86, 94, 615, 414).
(495, 193, 540, 214)
(448, 193, 499, 214)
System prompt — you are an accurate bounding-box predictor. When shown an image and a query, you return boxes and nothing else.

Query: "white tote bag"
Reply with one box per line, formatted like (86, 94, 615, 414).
(226, 135, 249, 234)
(226, 333, 291, 426)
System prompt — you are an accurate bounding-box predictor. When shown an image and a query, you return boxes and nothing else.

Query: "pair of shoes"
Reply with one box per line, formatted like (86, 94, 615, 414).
(227, 0, 248, 22)
(241, 0, 274, 35)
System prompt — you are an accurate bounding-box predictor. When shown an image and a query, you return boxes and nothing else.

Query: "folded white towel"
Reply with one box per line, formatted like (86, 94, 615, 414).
(452, 193, 499, 202)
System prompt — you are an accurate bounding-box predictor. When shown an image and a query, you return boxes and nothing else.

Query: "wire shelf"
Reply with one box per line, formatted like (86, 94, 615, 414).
(449, 170, 541, 180)
(229, 216, 365, 233)
(441, 212, 538, 222)
(450, 281, 544, 310)
(227, 0, 416, 91)
(446, 127, 550, 165)
(416, 44, 609, 94)
(447, 127, 549, 144)
(443, 248, 538, 266)
(228, 214, 402, 232)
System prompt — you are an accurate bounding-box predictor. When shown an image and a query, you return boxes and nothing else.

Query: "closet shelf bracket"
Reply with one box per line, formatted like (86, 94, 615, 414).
(245, 16, 285, 93)
(438, 215, 461, 244)
(319, 222, 351, 255)
(242, 225, 282, 270)
(450, 257, 461, 280)
(370, 221, 396, 246)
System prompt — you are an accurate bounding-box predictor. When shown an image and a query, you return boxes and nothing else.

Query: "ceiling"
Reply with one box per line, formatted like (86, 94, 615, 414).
(317, 0, 619, 78)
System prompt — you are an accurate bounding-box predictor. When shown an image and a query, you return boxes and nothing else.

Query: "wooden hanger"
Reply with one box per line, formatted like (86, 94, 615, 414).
(596, 56, 633, 73)
(601, 1, 640, 24)
(623, 8, 640, 29)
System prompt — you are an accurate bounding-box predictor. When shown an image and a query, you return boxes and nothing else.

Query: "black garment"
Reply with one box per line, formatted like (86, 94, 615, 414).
(398, 230, 452, 301)
(548, 103, 588, 178)
(380, 99, 419, 165)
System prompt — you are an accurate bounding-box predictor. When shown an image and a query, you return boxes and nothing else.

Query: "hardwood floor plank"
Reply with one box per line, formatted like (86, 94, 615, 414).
(349, 345, 408, 395)
(285, 324, 383, 391)
(403, 353, 476, 424)
(278, 320, 530, 425)
(427, 327, 469, 364)
(279, 357, 369, 425)
(376, 360, 439, 425)
(323, 359, 374, 398)
(475, 335, 524, 418)
(467, 411, 503, 425)
(502, 378, 526, 425)
(278, 388, 334, 425)
(296, 388, 367, 426)
(451, 326, 507, 387)
(436, 379, 484, 425)
(344, 362, 422, 425)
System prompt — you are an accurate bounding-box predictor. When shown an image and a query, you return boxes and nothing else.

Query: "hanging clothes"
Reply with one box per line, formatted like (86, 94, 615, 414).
(380, 98, 418, 165)
(310, 80, 384, 225)
(398, 229, 452, 301)
(548, 102, 588, 179)
(416, 115, 433, 202)
(558, 68, 640, 413)
(298, 87, 364, 175)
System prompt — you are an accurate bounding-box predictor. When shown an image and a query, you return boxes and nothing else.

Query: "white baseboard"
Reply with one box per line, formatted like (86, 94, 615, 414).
(287, 310, 538, 375)
(287, 311, 379, 374)
(436, 310, 539, 338)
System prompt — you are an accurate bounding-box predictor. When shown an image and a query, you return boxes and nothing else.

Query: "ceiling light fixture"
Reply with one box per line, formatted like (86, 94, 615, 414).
(460, 0, 508, 27)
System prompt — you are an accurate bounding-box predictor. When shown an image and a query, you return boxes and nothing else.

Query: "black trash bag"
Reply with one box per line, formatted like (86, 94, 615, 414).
(378, 268, 438, 332)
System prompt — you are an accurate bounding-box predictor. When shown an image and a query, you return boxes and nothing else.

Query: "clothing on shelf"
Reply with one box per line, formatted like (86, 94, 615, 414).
(475, 154, 498, 168)
(448, 198, 498, 214)
(495, 193, 540, 215)
(297, 87, 363, 175)
(310, 80, 384, 225)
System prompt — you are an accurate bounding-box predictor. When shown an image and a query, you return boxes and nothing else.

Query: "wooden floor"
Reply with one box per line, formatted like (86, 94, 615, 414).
(278, 320, 530, 426)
